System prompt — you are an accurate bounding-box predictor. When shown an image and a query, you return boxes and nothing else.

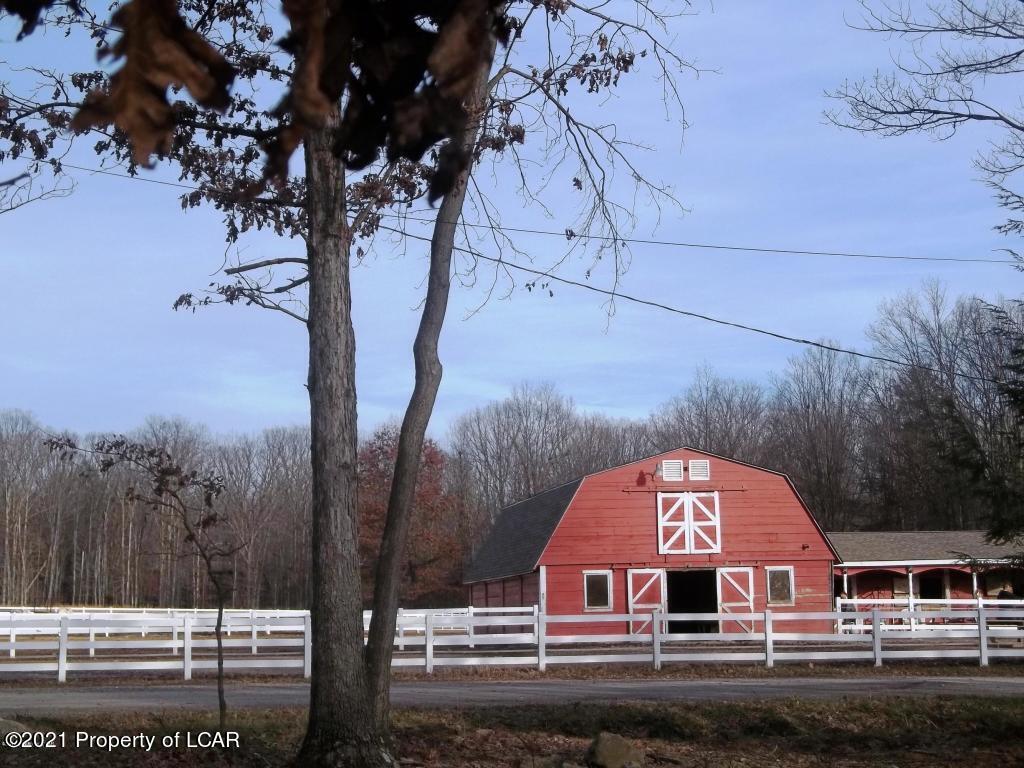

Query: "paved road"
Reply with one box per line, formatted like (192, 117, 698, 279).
(1, 677, 1023, 716)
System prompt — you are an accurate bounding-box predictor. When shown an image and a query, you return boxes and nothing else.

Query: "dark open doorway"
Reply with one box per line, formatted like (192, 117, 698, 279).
(918, 572, 944, 600)
(666, 569, 718, 633)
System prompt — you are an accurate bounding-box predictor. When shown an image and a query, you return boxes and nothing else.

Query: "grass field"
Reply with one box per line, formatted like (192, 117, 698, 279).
(5, 696, 1024, 767)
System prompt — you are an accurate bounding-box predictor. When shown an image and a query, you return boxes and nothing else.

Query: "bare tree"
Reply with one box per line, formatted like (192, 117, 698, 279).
(827, 0, 1024, 242)
(3, 2, 693, 763)
(650, 366, 770, 464)
(769, 347, 868, 531)
(47, 434, 245, 732)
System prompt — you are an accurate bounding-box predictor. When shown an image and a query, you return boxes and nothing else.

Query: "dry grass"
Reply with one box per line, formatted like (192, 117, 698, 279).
(6, 696, 1024, 767)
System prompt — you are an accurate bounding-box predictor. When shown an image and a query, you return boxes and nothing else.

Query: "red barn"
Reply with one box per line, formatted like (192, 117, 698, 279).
(464, 448, 838, 634)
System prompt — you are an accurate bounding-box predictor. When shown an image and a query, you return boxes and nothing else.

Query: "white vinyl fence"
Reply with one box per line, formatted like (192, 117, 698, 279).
(1, 605, 1022, 682)
(836, 597, 1024, 631)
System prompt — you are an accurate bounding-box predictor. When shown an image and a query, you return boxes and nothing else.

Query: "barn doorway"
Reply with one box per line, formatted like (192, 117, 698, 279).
(918, 572, 944, 600)
(666, 569, 717, 633)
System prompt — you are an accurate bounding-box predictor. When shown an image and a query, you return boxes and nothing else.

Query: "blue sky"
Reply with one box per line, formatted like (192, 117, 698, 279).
(1, 2, 1019, 440)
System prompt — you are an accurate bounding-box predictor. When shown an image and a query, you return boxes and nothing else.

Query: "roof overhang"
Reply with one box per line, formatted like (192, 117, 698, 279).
(838, 558, 1013, 569)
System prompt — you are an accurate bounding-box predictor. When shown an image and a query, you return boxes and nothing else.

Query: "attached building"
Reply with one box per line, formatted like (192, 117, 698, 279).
(828, 530, 1021, 602)
(464, 448, 838, 634)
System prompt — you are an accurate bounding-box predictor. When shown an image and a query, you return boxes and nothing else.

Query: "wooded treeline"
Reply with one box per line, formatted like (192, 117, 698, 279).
(2, 283, 1021, 609)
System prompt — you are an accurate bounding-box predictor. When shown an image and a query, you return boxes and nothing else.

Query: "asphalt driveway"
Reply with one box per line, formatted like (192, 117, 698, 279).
(1, 676, 1023, 717)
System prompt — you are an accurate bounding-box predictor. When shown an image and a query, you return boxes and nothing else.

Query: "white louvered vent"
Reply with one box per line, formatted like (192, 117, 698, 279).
(688, 459, 711, 481)
(661, 459, 684, 482)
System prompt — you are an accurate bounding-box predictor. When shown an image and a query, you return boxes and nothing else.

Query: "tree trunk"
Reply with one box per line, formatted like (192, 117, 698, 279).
(297, 117, 395, 768)
(364, 44, 497, 729)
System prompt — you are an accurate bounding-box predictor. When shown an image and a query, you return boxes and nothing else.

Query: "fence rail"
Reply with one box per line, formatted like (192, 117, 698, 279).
(1, 605, 1022, 682)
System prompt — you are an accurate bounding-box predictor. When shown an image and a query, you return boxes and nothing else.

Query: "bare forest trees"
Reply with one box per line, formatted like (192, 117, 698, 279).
(650, 367, 770, 464)
(828, 0, 1024, 249)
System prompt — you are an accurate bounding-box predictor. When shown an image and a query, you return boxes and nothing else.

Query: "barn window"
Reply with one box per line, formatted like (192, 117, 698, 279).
(656, 492, 721, 555)
(661, 460, 684, 481)
(688, 459, 711, 481)
(583, 570, 613, 611)
(766, 566, 795, 605)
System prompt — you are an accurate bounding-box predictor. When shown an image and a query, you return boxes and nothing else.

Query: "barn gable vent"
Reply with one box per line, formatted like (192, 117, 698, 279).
(661, 460, 684, 482)
(688, 459, 711, 481)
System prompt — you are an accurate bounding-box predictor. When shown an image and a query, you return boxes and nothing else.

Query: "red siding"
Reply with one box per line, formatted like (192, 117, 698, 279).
(541, 449, 834, 632)
(468, 572, 541, 609)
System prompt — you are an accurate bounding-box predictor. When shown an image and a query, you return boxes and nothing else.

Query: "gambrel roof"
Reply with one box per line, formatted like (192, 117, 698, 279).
(463, 446, 839, 584)
(827, 530, 1018, 564)
(462, 478, 582, 584)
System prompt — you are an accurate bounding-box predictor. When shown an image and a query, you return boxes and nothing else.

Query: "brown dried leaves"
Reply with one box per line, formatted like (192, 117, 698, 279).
(62, 0, 503, 199)
(0, 0, 75, 38)
(71, 0, 234, 166)
(273, 0, 506, 201)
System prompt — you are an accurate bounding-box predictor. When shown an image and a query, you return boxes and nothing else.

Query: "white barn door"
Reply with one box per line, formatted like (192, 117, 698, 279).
(716, 567, 755, 633)
(627, 568, 665, 634)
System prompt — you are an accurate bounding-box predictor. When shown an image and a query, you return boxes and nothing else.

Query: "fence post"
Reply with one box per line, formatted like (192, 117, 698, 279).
(250, 609, 258, 655)
(764, 610, 774, 669)
(9, 617, 15, 658)
(467, 605, 475, 650)
(871, 608, 883, 667)
(57, 613, 68, 683)
(183, 614, 193, 681)
(303, 612, 312, 679)
(424, 613, 435, 674)
(652, 611, 662, 671)
(88, 615, 95, 658)
(537, 611, 547, 672)
(171, 612, 178, 656)
(978, 605, 989, 668)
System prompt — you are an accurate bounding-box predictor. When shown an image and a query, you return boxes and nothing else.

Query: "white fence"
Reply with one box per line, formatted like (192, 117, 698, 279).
(1, 605, 1022, 682)
(836, 597, 1024, 632)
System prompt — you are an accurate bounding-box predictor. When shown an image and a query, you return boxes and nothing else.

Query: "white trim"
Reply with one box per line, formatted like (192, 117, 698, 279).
(626, 568, 666, 634)
(582, 570, 613, 612)
(766, 565, 796, 606)
(716, 566, 755, 632)
(538, 566, 547, 614)
(839, 558, 1011, 568)
(656, 491, 722, 555)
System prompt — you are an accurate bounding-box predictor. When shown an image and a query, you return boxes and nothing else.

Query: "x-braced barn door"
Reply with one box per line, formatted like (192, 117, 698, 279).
(627, 568, 665, 634)
(716, 567, 755, 633)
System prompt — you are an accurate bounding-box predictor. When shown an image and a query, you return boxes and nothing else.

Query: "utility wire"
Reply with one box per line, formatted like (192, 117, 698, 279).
(57, 160, 1007, 384)
(389, 214, 1017, 265)
(55, 161, 1016, 266)
(378, 223, 1004, 386)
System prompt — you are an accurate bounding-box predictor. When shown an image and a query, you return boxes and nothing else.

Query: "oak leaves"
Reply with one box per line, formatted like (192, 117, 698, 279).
(65, 0, 505, 200)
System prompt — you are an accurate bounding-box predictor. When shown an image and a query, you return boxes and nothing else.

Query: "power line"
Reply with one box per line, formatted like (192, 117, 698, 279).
(389, 214, 1017, 266)
(56, 161, 1016, 266)
(378, 223, 1003, 386)
(56, 159, 1007, 383)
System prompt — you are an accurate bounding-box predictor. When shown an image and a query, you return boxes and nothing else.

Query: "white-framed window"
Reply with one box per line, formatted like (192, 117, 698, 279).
(766, 566, 795, 605)
(661, 459, 684, 481)
(656, 492, 722, 555)
(688, 459, 711, 481)
(583, 570, 614, 611)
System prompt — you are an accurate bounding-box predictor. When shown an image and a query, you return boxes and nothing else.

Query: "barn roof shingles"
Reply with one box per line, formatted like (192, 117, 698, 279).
(462, 478, 582, 584)
(826, 530, 1017, 563)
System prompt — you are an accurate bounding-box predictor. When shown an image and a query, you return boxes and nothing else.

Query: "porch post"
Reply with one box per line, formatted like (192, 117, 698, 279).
(841, 569, 848, 596)
(971, 571, 979, 597)
(907, 567, 916, 630)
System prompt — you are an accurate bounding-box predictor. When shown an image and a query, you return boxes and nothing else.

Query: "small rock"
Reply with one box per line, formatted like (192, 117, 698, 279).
(0, 720, 29, 736)
(586, 732, 644, 768)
